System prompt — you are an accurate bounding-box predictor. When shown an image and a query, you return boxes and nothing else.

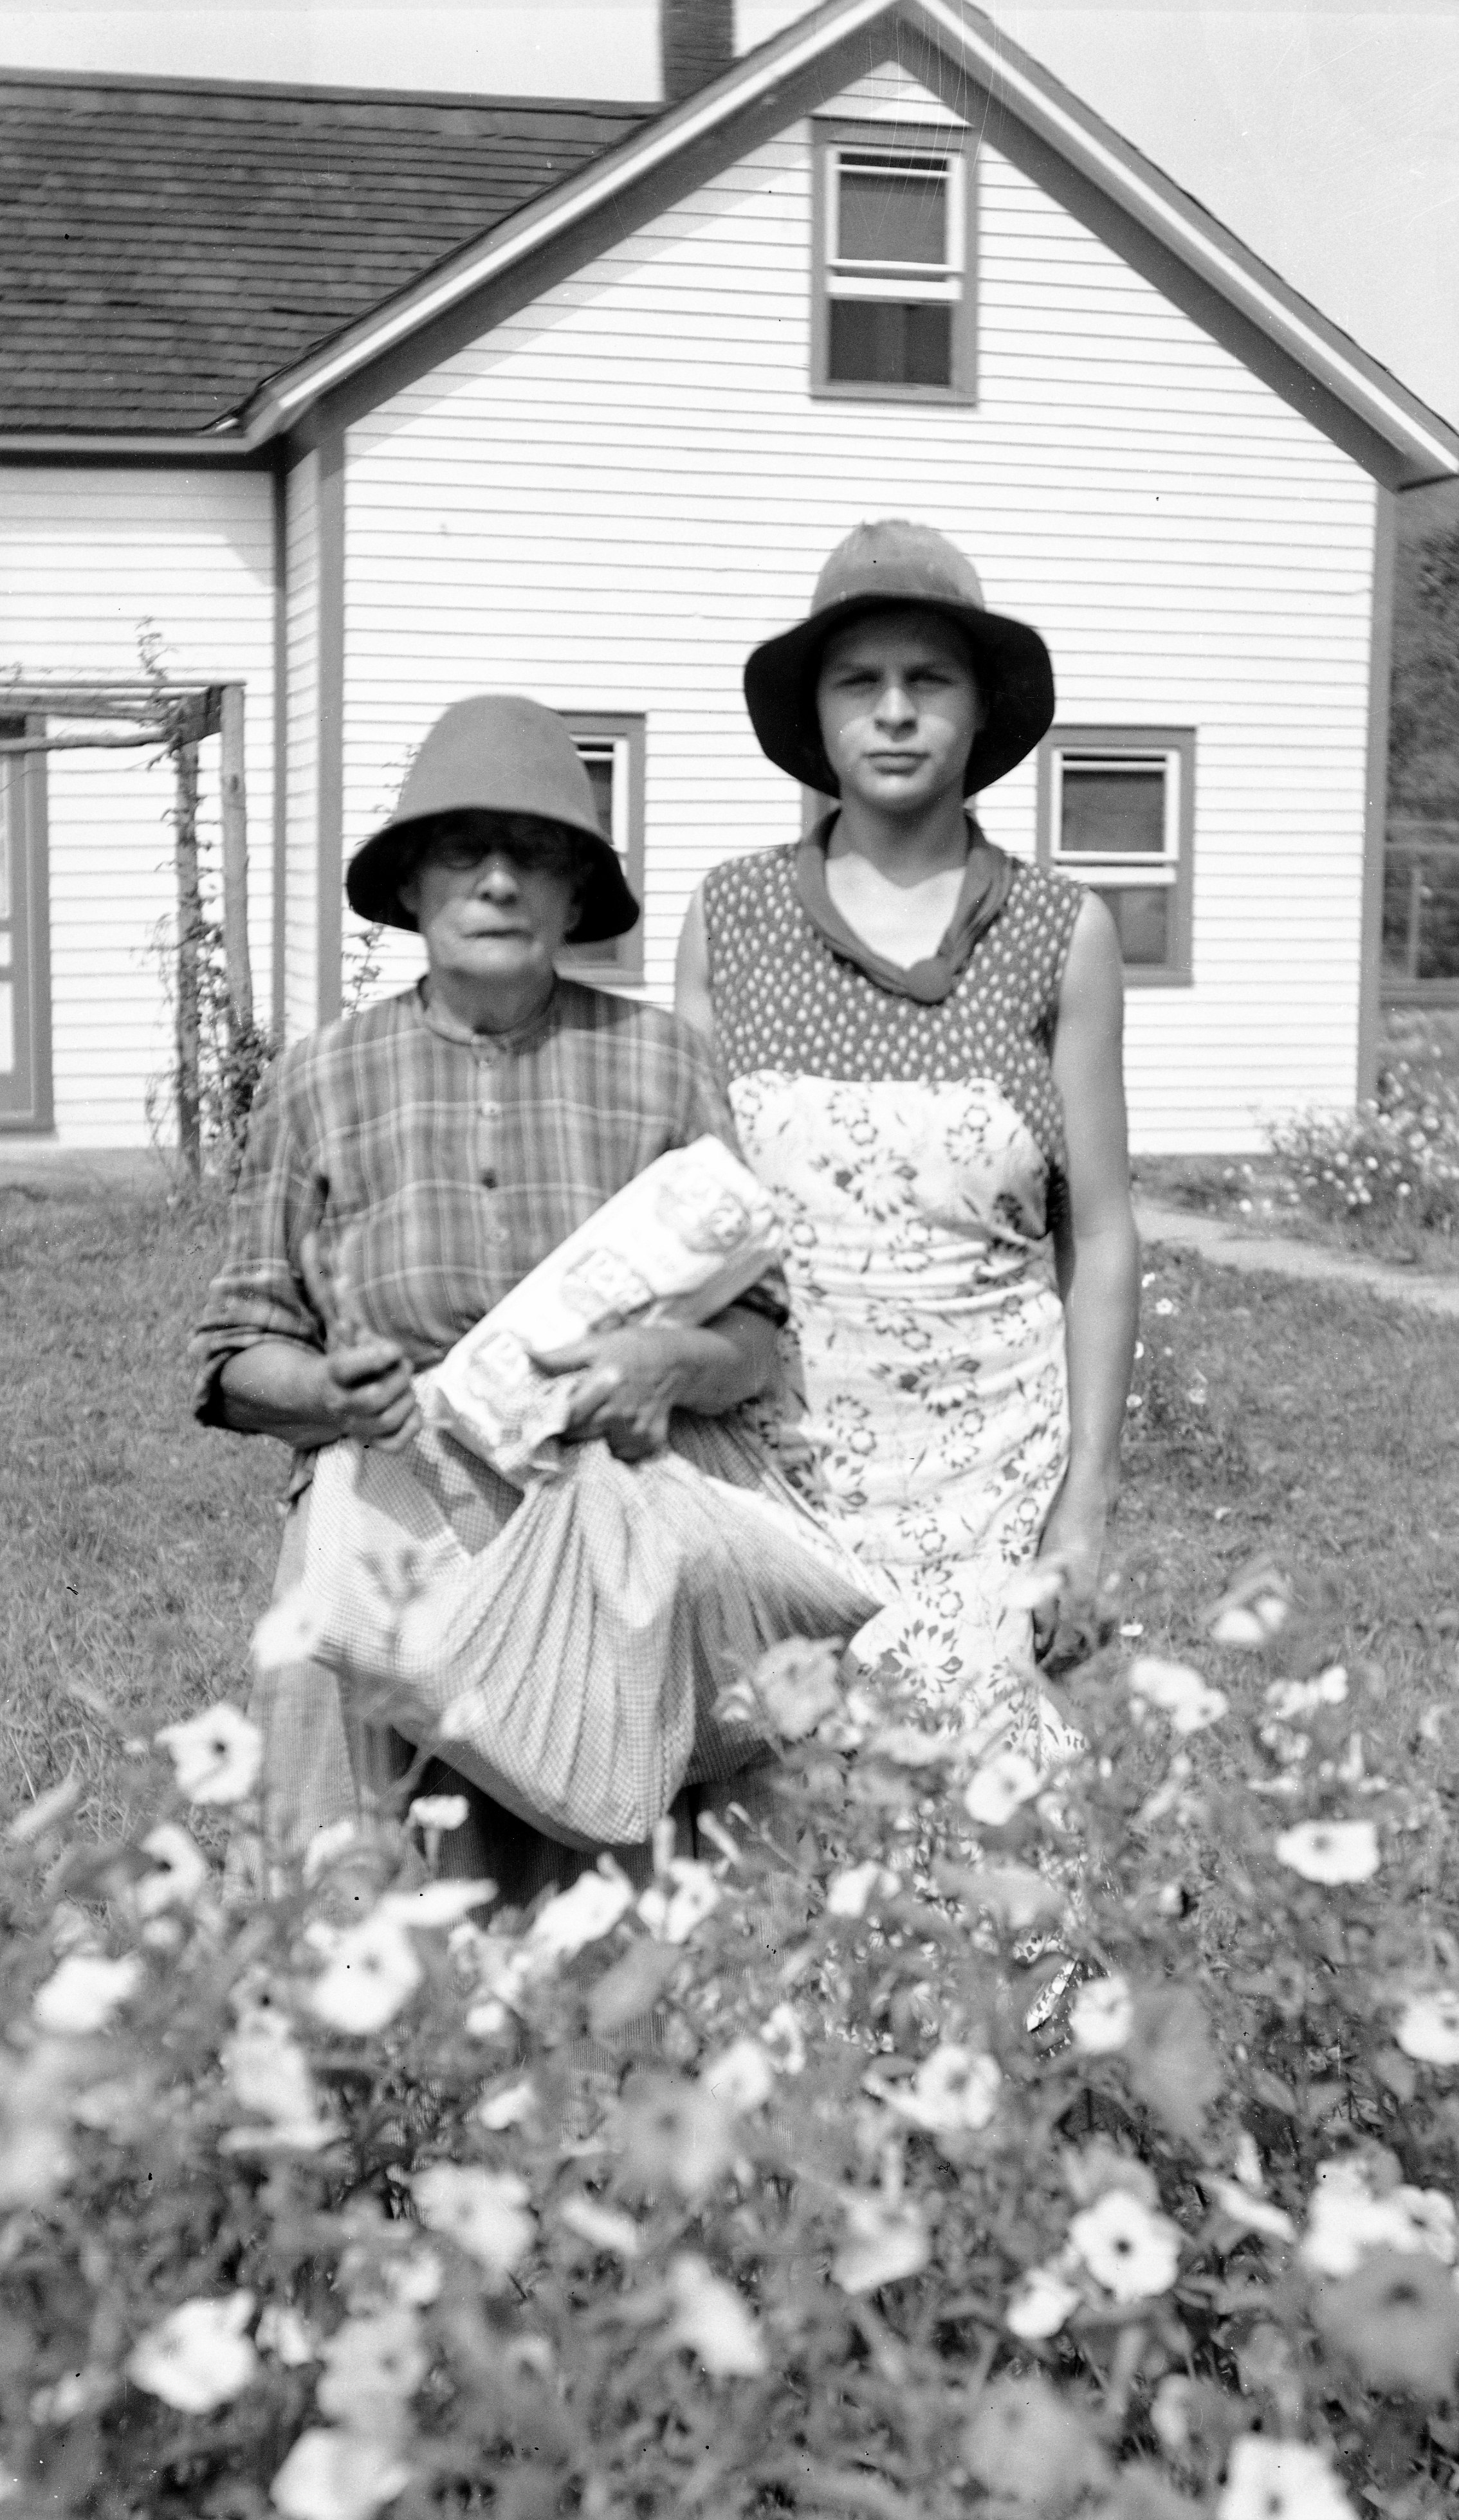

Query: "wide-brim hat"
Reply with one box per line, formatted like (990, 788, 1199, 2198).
(346, 693, 640, 945)
(744, 520, 1055, 796)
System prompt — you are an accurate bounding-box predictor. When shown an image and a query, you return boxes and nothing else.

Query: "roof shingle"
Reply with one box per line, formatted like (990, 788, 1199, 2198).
(0, 73, 651, 434)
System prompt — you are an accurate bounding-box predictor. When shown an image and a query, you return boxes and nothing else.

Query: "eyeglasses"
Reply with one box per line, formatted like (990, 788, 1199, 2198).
(421, 826, 583, 880)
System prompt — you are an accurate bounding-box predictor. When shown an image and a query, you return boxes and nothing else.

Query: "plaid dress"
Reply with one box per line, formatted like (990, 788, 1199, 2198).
(194, 977, 785, 1897)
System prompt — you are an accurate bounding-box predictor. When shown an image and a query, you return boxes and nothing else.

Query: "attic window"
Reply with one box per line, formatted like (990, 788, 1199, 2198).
(557, 712, 645, 985)
(814, 123, 976, 403)
(1038, 727, 1195, 986)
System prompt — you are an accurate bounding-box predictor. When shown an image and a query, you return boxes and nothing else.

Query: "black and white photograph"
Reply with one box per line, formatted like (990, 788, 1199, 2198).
(1, 3, 1458, 2513)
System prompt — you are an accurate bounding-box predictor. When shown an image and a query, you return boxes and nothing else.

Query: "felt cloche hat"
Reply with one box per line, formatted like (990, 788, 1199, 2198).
(742, 520, 1056, 796)
(346, 693, 640, 945)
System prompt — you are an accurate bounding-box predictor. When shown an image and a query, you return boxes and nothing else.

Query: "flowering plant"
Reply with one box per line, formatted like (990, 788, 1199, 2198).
(2, 1560, 1459, 2517)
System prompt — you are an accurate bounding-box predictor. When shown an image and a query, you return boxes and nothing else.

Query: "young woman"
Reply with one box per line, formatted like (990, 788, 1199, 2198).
(677, 522, 1139, 1752)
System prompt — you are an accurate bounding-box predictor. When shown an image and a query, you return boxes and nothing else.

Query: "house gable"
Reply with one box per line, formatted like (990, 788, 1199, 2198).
(256, 0, 1458, 494)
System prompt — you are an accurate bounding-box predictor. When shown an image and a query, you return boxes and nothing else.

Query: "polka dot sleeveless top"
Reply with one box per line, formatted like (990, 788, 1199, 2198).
(702, 841, 1084, 1180)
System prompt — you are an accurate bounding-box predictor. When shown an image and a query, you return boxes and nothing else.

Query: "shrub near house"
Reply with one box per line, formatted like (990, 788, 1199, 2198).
(3, 1573, 1459, 2517)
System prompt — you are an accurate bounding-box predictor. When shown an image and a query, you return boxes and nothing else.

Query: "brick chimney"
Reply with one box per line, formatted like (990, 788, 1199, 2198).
(661, 0, 735, 105)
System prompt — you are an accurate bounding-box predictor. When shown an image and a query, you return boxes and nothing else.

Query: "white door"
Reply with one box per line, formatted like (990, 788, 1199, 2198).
(0, 725, 51, 1131)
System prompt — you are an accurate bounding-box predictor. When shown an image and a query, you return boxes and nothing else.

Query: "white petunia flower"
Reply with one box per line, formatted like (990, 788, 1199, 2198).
(411, 2164, 533, 2289)
(638, 1860, 721, 1946)
(250, 1588, 324, 1675)
(1005, 2263, 1081, 2339)
(760, 2002, 807, 2077)
(316, 2311, 427, 2432)
(701, 2037, 776, 2115)
(666, 2254, 768, 2377)
(406, 1794, 469, 1833)
(1209, 1607, 1268, 1648)
(302, 1820, 368, 1887)
(1265, 1668, 1348, 1722)
(558, 2197, 643, 2258)
(477, 2078, 535, 2132)
(1218, 2436, 1355, 2520)
(1274, 1820, 1379, 1885)
(309, 1913, 423, 2035)
(1069, 2189, 1181, 2303)
(1396, 1989, 1459, 2067)
(378, 1881, 495, 1931)
(1298, 2157, 1455, 2276)
(136, 1823, 211, 1918)
(1202, 2177, 1296, 2243)
(1128, 1656, 1228, 1735)
(964, 1749, 1042, 1828)
(825, 1861, 899, 1919)
(33, 1952, 144, 2036)
(270, 2427, 413, 2520)
(256, 2304, 318, 2368)
(154, 1703, 263, 1805)
(222, 2005, 334, 2150)
(832, 2195, 931, 2295)
(885, 2045, 1000, 2136)
(1388, 2184, 1457, 2263)
(1069, 1975, 1135, 2055)
(526, 1869, 634, 1964)
(127, 2292, 257, 2413)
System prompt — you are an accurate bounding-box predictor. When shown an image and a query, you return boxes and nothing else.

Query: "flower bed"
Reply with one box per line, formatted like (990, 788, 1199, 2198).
(3, 1567, 1459, 2519)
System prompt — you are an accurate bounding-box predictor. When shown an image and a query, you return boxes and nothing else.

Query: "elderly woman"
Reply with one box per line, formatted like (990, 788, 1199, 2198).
(195, 695, 783, 1895)
(677, 522, 1139, 1755)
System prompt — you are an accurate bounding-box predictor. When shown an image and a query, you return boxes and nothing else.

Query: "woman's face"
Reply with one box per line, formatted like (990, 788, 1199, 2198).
(816, 608, 982, 813)
(398, 817, 582, 996)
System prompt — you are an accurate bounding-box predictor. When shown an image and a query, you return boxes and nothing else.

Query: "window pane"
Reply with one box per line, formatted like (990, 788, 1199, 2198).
(1060, 764, 1166, 856)
(0, 979, 12, 1077)
(838, 163, 946, 266)
(573, 745, 614, 843)
(828, 298, 951, 388)
(1382, 854, 1418, 976)
(1415, 852, 1459, 981)
(1094, 884, 1169, 967)
(0, 767, 10, 922)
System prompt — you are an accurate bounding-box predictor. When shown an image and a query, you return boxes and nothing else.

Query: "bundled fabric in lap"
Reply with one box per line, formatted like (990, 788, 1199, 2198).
(422, 1137, 783, 1481)
(302, 1417, 880, 1850)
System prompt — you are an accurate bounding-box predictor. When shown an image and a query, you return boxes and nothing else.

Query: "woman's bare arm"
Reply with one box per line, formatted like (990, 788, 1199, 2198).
(1040, 892, 1141, 1620)
(216, 1337, 423, 1454)
(674, 884, 716, 1044)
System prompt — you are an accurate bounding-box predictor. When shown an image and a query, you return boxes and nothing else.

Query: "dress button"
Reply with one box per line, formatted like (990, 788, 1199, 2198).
(479, 1100, 502, 1119)
(486, 1225, 509, 1246)
(481, 1168, 498, 1190)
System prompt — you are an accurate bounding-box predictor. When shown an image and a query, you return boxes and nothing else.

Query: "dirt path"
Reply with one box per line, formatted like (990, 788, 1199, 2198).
(1135, 1198, 1459, 1317)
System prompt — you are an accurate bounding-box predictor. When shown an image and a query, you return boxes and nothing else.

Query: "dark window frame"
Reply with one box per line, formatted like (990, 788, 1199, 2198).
(0, 715, 54, 1133)
(1036, 724, 1195, 989)
(556, 711, 647, 986)
(811, 118, 978, 406)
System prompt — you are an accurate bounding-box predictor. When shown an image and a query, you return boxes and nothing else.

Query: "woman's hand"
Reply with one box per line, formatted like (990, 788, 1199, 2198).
(216, 1337, 422, 1453)
(1031, 1487, 1121, 1666)
(534, 1322, 708, 1463)
(317, 1339, 423, 1452)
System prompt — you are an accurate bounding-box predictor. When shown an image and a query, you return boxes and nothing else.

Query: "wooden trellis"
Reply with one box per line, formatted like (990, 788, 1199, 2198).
(0, 683, 252, 1172)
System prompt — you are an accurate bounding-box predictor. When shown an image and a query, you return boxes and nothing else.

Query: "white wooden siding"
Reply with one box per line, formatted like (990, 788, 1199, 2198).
(0, 468, 275, 1147)
(283, 452, 320, 1041)
(340, 56, 1380, 1151)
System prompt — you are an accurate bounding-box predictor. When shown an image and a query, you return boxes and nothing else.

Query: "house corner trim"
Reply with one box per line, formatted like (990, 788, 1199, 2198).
(1357, 484, 1398, 1100)
(317, 426, 345, 1029)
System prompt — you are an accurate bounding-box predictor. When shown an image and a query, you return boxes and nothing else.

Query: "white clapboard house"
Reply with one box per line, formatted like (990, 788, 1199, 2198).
(3, 0, 1458, 1151)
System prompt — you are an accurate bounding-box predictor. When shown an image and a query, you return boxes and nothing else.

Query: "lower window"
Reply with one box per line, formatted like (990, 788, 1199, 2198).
(1037, 727, 1195, 985)
(556, 713, 646, 985)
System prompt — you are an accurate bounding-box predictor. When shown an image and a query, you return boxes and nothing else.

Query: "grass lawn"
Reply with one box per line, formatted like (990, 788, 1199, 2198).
(2, 1180, 1457, 1835)
(0, 1176, 281, 1838)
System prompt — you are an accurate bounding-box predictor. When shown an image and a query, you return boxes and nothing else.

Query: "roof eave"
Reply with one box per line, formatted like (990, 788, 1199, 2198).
(0, 426, 269, 464)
